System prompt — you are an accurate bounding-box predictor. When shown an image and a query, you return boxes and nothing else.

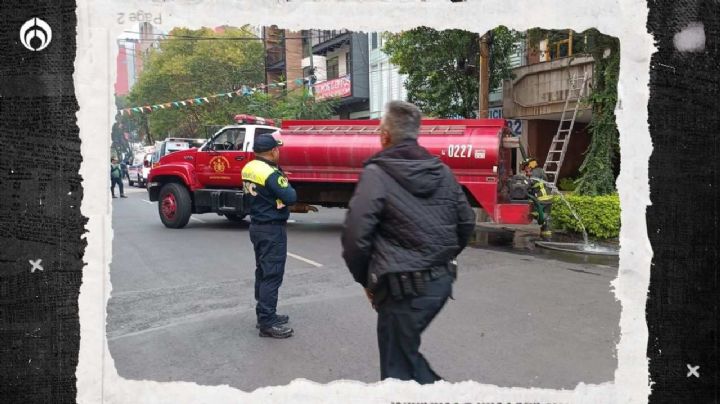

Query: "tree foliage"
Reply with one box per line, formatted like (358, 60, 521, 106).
(123, 26, 337, 140)
(127, 26, 264, 139)
(241, 88, 340, 124)
(574, 40, 620, 196)
(273, 89, 340, 121)
(383, 26, 521, 118)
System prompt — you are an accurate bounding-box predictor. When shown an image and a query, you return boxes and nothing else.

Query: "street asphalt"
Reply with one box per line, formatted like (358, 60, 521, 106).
(107, 181, 620, 392)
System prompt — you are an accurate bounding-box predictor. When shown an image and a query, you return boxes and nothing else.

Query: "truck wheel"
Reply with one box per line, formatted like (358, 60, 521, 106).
(225, 213, 246, 223)
(158, 183, 192, 229)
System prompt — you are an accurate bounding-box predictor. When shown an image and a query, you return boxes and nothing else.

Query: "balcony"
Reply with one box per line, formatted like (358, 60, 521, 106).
(502, 55, 594, 121)
(309, 29, 351, 56)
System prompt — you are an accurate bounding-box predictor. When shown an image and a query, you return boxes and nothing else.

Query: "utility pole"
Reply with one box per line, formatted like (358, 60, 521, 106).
(308, 30, 314, 76)
(262, 26, 268, 91)
(308, 30, 315, 94)
(474, 31, 492, 224)
(478, 31, 491, 118)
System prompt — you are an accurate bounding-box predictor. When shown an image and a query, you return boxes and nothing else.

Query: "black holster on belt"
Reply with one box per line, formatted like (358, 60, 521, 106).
(391, 272, 420, 301)
(373, 260, 458, 304)
(387, 268, 449, 301)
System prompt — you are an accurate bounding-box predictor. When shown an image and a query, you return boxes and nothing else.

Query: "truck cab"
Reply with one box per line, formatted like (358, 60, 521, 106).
(147, 115, 280, 228)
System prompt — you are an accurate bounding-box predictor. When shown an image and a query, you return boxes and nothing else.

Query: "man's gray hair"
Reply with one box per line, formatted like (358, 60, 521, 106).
(381, 101, 422, 144)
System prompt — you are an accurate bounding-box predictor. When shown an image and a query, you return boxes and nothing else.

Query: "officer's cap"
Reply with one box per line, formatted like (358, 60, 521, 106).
(254, 133, 283, 153)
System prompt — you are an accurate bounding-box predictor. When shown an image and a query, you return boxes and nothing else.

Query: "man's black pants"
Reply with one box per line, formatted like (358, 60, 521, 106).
(249, 223, 287, 328)
(111, 177, 124, 196)
(376, 272, 453, 384)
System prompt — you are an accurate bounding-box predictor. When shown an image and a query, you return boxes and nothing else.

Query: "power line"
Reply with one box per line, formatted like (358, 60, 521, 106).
(118, 29, 384, 43)
(120, 30, 313, 41)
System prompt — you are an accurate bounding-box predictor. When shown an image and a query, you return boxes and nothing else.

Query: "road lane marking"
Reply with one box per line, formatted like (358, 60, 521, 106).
(190, 217, 206, 223)
(141, 199, 153, 204)
(288, 252, 323, 267)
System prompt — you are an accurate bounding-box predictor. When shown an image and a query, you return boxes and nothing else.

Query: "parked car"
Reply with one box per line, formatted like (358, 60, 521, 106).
(128, 152, 155, 187)
(153, 138, 206, 164)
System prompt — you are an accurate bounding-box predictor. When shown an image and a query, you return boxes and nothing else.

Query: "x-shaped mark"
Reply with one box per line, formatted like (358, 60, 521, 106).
(687, 364, 700, 378)
(29, 259, 43, 273)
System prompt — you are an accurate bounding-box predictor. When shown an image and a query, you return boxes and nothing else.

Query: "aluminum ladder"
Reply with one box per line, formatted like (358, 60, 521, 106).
(543, 71, 589, 185)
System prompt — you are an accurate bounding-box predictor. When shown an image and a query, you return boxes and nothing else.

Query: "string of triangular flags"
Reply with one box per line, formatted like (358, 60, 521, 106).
(118, 77, 309, 117)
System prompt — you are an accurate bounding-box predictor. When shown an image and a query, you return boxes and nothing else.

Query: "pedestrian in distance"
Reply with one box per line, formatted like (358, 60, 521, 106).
(121, 157, 130, 182)
(110, 157, 127, 198)
(341, 101, 476, 384)
(242, 133, 297, 339)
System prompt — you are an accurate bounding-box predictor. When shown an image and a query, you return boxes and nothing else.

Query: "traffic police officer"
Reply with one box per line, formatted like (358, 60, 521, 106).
(242, 133, 297, 338)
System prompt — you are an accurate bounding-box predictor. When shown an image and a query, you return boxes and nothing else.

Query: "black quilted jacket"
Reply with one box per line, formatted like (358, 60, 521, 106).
(341, 139, 476, 289)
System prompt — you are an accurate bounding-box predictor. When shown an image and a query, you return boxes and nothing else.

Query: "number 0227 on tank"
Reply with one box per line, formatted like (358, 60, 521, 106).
(445, 144, 485, 159)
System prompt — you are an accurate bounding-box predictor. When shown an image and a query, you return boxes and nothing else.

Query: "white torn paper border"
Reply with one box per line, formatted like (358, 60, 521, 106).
(76, 0, 655, 402)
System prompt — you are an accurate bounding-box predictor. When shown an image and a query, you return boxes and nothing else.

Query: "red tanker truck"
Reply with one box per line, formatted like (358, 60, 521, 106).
(146, 114, 531, 229)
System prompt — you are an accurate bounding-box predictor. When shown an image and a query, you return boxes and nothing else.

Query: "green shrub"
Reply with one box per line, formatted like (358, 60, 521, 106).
(557, 177, 577, 192)
(551, 193, 620, 239)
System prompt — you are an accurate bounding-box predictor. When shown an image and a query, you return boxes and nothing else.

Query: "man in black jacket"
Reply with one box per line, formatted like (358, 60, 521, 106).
(341, 101, 476, 384)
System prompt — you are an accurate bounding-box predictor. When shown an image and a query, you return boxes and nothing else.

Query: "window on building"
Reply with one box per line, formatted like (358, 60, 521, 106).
(371, 33, 378, 49)
(302, 31, 311, 58)
(370, 63, 379, 114)
(386, 64, 393, 101)
(345, 52, 351, 77)
(379, 62, 386, 108)
(327, 57, 339, 80)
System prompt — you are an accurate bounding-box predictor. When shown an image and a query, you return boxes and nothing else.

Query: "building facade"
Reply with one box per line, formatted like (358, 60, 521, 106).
(133, 22, 159, 85)
(114, 22, 160, 97)
(115, 44, 131, 96)
(262, 26, 305, 94)
(368, 32, 408, 118)
(302, 30, 370, 119)
(502, 31, 595, 179)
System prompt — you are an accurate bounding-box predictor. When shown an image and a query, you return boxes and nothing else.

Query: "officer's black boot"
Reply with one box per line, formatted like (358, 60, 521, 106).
(256, 314, 289, 329)
(259, 323, 293, 338)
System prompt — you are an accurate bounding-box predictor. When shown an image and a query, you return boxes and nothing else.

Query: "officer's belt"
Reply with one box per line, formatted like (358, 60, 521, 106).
(251, 219, 287, 225)
(377, 264, 456, 303)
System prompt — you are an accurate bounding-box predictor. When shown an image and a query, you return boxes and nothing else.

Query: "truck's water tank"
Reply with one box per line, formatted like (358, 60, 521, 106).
(278, 119, 503, 183)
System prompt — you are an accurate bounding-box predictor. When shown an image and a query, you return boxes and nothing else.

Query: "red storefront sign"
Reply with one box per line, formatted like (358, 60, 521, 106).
(314, 75, 352, 100)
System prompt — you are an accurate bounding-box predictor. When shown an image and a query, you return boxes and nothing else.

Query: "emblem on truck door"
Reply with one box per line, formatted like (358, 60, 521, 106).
(209, 156, 230, 173)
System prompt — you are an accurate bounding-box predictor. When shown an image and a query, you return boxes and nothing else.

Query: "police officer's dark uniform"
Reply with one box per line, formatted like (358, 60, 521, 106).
(242, 133, 297, 338)
(342, 138, 476, 383)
